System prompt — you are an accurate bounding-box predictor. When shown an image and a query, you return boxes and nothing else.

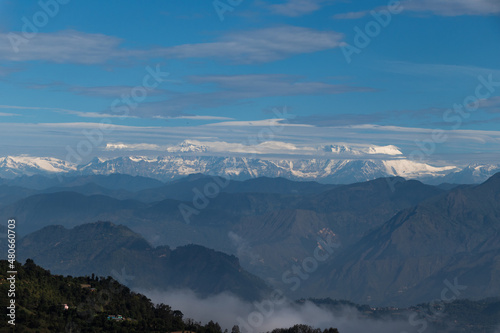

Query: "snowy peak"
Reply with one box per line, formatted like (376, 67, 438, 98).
(0, 154, 495, 184)
(323, 144, 358, 154)
(66, 155, 465, 184)
(166, 140, 209, 153)
(382, 159, 456, 178)
(438, 163, 500, 184)
(163, 140, 403, 157)
(322, 144, 403, 156)
(367, 145, 402, 156)
(0, 156, 76, 178)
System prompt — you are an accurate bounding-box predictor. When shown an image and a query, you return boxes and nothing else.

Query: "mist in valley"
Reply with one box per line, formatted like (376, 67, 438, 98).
(142, 289, 430, 333)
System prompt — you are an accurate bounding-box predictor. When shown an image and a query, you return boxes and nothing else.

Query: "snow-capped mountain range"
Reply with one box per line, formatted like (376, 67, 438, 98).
(113, 140, 407, 157)
(0, 156, 76, 179)
(322, 144, 403, 156)
(1, 142, 499, 184)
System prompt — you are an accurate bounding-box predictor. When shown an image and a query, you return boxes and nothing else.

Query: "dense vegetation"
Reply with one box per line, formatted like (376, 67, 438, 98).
(1, 259, 498, 332)
(270, 324, 338, 333)
(0, 260, 341, 333)
(0, 259, 217, 332)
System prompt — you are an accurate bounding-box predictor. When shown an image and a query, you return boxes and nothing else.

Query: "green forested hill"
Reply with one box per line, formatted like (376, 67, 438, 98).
(0, 259, 343, 333)
(0, 259, 216, 332)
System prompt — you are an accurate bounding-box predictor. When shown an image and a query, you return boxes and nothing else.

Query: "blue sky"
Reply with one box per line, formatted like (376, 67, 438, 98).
(0, 0, 499, 166)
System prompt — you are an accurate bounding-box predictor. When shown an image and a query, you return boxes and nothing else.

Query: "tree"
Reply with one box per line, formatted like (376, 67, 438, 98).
(232, 325, 240, 333)
(173, 310, 184, 319)
(205, 320, 222, 333)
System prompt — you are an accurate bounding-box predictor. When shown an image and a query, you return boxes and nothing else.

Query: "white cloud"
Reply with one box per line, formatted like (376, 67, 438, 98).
(0, 26, 344, 64)
(400, 0, 500, 16)
(0, 30, 134, 64)
(1, 121, 499, 165)
(163, 139, 406, 158)
(36, 122, 139, 130)
(478, 96, 500, 112)
(0, 105, 136, 119)
(350, 124, 500, 139)
(332, 11, 368, 19)
(166, 139, 315, 155)
(182, 116, 233, 120)
(158, 115, 235, 121)
(267, 0, 329, 17)
(114, 74, 371, 119)
(383, 61, 500, 78)
(334, 0, 500, 18)
(58, 109, 138, 119)
(0, 105, 43, 110)
(190, 74, 373, 96)
(105, 143, 162, 151)
(204, 118, 301, 127)
(69, 85, 166, 98)
(157, 26, 344, 64)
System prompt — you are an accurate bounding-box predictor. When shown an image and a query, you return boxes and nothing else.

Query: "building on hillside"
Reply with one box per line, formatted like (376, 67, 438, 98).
(107, 315, 124, 321)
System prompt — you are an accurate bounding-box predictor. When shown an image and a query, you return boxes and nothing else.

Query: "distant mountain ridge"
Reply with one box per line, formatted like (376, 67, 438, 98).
(0, 173, 337, 206)
(304, 172, 500, 306)
(2, 172, 500, 307)
(16, 221, 270, 301)
(0, 153, 498, 184)
(0, 174, 451, 294)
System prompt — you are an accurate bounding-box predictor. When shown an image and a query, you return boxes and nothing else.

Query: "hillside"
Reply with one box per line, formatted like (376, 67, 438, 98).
(0, 176, 448, 289)
(17, 222, 270, 301)
(307, 298, 500, 333)
(0, 192, 147, 235)
(306, 173, 500, 305)
(3, 173, 500, 307)
(0, 259, 220, 332)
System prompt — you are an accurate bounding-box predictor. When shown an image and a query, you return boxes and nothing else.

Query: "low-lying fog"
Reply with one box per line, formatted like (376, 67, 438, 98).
(140, 289, 446, 333)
